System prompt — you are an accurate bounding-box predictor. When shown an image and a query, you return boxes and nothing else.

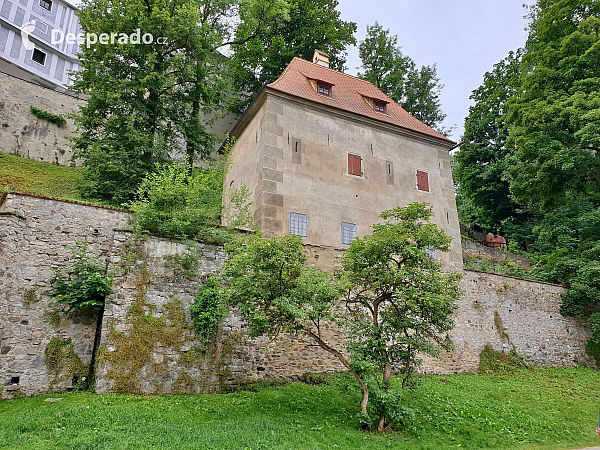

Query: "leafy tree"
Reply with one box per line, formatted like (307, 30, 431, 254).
(453, 50, 532, 239)
(339, 203, 463, 430)
(72, 0, 289, 204)
(358, 22, 448, 133)
(221, 203, 462, 431)
(502, 0, 600, 354)
(231, 0, 356, 103)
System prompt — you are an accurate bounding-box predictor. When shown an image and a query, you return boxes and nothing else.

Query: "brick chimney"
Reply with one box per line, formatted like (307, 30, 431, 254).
(312, 49, 330, 68)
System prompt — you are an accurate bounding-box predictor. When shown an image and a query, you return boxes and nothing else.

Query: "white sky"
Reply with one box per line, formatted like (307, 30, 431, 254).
(339, 0, 530, 140)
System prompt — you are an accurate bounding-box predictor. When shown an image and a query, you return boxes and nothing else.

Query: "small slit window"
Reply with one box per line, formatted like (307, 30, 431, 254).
(317, 82, 331, 96)
(416, 170, 429, 192)
(40, 0, 52, 10)
(32, 48, 47, 66)
(374, 100, 387, 113)
(341, 222, 358, 245)
(290, 212, 307, 237)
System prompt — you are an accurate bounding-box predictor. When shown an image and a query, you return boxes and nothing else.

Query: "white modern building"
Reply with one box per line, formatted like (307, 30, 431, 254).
(0, 0, 80, 92)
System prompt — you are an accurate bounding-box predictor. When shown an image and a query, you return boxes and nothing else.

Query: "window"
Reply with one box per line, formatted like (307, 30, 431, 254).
(317, 82, 331, 96)
(341, 222, 357, 245)
(425, 247, 437, 260)
(348, 153, 362, 176)
(290, 212, 307, 237)
(32, 48, 46, 66)
(35, 20, 48, 34)
(374, 100, 386, 113)
(416, 170, 429, 192)
(39, 0, 52, 10)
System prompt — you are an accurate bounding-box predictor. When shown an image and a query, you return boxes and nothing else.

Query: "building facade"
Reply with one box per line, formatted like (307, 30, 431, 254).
(0, 0, 80, 92)
(224, 52, 462, 268)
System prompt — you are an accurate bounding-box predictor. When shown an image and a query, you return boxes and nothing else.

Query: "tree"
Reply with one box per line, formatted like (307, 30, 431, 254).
(453, 50, 532, 240)
(231, 0, 356, 103)
(502, 0, 600, 358)
(358, 22, 448, 133)
(221, 203, 462, 431)
(339, 203, 463, 430)
(72, 0, 289, 204)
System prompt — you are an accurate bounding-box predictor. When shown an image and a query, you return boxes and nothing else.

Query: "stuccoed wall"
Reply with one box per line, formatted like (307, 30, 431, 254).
(0, 192, 594, 398)
(0, 72, 83, 165)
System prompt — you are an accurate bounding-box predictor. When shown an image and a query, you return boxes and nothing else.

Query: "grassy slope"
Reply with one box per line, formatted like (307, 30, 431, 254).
(0, 152, 84, 201)
(1, 368, 599, 449)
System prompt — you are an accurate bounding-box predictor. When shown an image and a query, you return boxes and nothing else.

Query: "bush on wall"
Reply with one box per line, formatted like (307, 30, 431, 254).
(30, 106, 66, 127)
(51, 242, 112, 312)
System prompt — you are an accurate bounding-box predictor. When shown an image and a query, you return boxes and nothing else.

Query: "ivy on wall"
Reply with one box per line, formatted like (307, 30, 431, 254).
(29, 106, 66, 127)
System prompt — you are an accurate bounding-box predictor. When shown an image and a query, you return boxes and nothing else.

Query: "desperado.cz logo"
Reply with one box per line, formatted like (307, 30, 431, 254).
(20, 21, 166, 50)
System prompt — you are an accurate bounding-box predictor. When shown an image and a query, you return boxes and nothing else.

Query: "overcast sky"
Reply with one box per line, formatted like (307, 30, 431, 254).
(338, 0, 531, 140)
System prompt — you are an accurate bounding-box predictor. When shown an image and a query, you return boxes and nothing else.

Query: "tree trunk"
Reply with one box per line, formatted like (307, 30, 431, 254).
(377, 362, 393, 431)
(306, 329, 369, 415)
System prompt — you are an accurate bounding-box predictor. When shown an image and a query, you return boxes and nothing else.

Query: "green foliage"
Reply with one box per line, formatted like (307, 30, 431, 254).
(44, 338, 89, 385)
(358, 22, 447, 133)
(453, 0, 600, 355)
(222, 203, 462, 432)
(190, 277, 227, 348)
(129, 160, 250, 244)
(72, 0, 289, 205)
(231, 0, 356, 103)
(51, 242, 111, 312)
(29, 106, 66, 127)
(222, 233, 341, 338)
(341, 202, 463, 430)
(462, 253, 532, 279)
(478, 345, 527, 374)
(453, 50, 529, 237)
(23, 289, 39, 306)
(2, 368, 600, 448)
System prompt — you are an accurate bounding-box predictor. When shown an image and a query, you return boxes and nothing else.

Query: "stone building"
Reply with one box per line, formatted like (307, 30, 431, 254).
(0, 0, 80, 92)
(223, 50, 462, 268)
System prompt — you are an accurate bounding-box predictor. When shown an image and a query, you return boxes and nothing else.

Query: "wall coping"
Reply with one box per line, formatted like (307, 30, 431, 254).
(464, 268, 566, 288)
(0, 191, 132, 214)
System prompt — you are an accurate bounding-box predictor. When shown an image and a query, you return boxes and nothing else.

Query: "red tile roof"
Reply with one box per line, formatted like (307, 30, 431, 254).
(267, 57, 452, 143)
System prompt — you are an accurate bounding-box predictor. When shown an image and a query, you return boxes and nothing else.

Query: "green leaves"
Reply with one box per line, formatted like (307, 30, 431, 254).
(221, 233, 341, 338)
(357, 23, 447, 133)
(51, 243, 111, 312)
(190, 276, 226, 348)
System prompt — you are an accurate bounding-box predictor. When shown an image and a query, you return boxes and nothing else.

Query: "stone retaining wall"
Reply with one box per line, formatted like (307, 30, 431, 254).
(0, 192, 594, 397)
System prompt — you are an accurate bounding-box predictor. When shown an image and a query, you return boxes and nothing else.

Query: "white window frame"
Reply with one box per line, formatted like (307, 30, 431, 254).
(347, 152, 364, 178)
(31, 48, 47, 66)
(341, 221, 357, 245)
(290, 212, 307, 237)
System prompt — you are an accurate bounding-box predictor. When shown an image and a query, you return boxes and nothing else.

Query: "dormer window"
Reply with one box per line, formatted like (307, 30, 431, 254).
(374, 100, 387, 113)
(317, 81, 332, 97)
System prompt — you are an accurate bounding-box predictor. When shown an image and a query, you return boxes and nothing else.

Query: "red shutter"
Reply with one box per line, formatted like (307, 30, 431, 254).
(417, 170, 429, 192)
(348, 154, 362, 176)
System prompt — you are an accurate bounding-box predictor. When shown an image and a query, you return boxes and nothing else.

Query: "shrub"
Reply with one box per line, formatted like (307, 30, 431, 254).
(51, 242, 111, 312)
(190, 277, 226, 348)
(478, 344, 527, 374)
(30, 106, 66, 127)
(129, 161, 251, 244)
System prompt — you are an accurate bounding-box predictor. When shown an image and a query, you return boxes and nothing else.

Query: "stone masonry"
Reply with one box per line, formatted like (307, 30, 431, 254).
(0, 72, 84, 165)
(0, 192, 594, 397)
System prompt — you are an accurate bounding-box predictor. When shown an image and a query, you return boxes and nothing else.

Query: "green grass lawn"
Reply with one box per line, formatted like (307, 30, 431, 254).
(0, 152, 84, 201)
(1, 368, 599, 449)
